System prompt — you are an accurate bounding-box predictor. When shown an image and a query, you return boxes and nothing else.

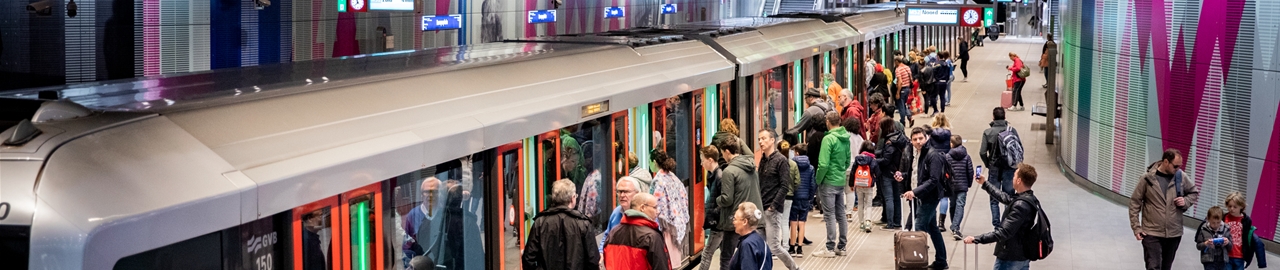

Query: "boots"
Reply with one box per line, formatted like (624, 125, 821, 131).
(938, 214, 947, 232)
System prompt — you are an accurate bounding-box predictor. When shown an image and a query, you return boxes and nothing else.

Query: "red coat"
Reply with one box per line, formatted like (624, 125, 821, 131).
(602, 211, 671, 270)
(1008, 58, 1025, 83)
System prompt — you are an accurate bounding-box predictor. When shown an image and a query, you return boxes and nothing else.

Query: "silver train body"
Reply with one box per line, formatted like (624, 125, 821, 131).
(0, 4, 969, 269)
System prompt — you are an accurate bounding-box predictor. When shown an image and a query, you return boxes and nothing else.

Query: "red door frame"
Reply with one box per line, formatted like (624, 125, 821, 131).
(494, 142, 523, 270)
(535, 132, 560, 211)
(292, 195, 342, 270)
(339, 183, 384, 270)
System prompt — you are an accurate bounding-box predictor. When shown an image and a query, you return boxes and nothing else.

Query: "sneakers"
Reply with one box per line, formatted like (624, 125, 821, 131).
(952, 231, 965, 241)
(811, 248, 837, 258)
(791, 245, 804, 258)
(835, 249, 848, 256)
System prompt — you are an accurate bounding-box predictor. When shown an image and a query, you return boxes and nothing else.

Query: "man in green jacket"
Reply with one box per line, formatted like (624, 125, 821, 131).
(812, 111, 852, 258)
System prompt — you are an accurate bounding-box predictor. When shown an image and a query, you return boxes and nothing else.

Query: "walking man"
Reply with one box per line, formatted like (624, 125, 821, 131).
(980, 107, 1016, 228)
(523, 179, 601, 270)
(902, 127, 951, 270)
(1130, 149, 1200, 270)
(756, 129, 800, 269)
(894, 58, 914, 126)
(965, 163, 1042, 270)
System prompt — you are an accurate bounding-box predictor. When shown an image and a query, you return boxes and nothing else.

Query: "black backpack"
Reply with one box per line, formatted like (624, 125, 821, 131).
(920, 64, 937, 85)
(1019, 198, 1054, 261)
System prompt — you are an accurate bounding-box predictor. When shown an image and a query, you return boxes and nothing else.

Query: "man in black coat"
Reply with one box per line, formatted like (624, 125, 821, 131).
(523, 179, 602, 270)
(965, 163, 1041, 270)
(902, 127, 951, 270)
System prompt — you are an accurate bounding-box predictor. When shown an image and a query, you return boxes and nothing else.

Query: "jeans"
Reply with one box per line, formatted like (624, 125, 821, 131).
(994, 259, 1030, 270)
(853, 186, 876, 228)
(819, 184, 849, 250)
(989, 167, 1016, 227)
(897, 87, 912, 125)
(1141, 236, 1181, 270)
(699, 230, 737, 270)
(949, 191, 968, 232)
(763, 209, 799, 269)
(780, 199, 792, 247)
(1011, 81, 1026, 107)
(942, 82, 952, 106)
(1228, 258, 1246, 270)
(913, 198, 948, 264)
(879, 176, 902, 228)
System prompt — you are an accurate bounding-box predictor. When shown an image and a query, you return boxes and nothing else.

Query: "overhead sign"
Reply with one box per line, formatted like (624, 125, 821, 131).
(581, 100, 610, 117)
(528, 10, 557, 23)
(422, 15, 463, 31)
(904, 7, 958, 25)
(661, 4, 678, 14)
(370, 0, 414, 11)
(959, 6, 984, 27)
(983, 7, 995, 27)
(604, 7, 625, 18)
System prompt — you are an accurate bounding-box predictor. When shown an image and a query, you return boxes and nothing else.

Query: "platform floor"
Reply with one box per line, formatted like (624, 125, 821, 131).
(698, 38, 1280, 270)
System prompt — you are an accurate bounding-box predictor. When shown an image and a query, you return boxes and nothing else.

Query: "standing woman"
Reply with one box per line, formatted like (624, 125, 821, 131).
(958, 37, 970, 82)
(651, 149, 690, 269)
(1007, 52, 1027, 111)
(728, 202, 772, 270)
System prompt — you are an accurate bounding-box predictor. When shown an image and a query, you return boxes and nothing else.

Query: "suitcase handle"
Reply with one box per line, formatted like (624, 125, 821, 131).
(964, 243, 979, 270)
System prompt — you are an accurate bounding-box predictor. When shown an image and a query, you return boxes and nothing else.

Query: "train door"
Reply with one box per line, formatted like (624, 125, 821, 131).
(496, 143, 523, 270)
(648, 91, 699, 265)
(293, 196, 341, 270)
(535, 132, 560, 210)
(339, 184, 385, 270)
(752, 64, 790, 161)
(289, 183, 387, 270)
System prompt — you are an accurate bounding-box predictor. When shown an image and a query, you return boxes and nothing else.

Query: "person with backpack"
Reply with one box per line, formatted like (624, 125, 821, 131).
(964, 163, 1045, 270)
(850, 141, 878, 233)
(902, 127, 953, 270)
(980, 107, 1018, 228)
(1223, 192, 1269, 270)
(920, 55, 941, 117)
(1129, 149, 1200, 270)
(1006, 52, 1027, 111)
(939, 51, 955, 107)
(787, 88, 834, 160)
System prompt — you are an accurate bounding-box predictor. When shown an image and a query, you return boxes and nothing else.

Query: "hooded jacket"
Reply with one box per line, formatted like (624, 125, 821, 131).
(1128, 168, 1200, 238)
(523, 206, 602, 270)
(603, 210, 671, 270)
(852, 152, 879, 188)
(630, 168, 655, 194)
(1194, 220, 1232, 264)
(973, 181, 1039, 261)
(717, 155, 764, 231)
(946, 145, 975, 192)
(562, 133, 588, 188)
(758, 150, 793, 212)
(816, 127, 852, 187)
(875, 129, 909, 178)
(787, 100, 834, 157)
(712, 131, 754, 157)
(792, 155, 816, 200)
(841, 99, 866, 125)
(979, 120, 1011, 169)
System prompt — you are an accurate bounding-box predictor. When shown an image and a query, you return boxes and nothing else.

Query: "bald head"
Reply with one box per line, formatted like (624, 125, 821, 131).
(630, 193, 658, 218)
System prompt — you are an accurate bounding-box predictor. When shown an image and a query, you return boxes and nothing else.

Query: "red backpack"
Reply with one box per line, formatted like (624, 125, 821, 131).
(853, 164, 873, 188)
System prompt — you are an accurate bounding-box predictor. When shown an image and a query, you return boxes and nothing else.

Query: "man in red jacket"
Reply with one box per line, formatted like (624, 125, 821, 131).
(603, 193, 672, 270)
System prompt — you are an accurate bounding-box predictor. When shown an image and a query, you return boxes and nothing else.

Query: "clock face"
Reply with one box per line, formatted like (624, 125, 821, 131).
(352, 0, 365, 10)
(964, 9, 980, 25)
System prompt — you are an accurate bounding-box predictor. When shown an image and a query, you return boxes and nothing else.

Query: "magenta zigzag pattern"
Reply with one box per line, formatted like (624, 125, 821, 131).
(1111, 3, 1134, 193)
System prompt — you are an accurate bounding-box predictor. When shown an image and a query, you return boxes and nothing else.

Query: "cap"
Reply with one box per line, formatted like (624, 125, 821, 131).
(804, 88, 823, 98)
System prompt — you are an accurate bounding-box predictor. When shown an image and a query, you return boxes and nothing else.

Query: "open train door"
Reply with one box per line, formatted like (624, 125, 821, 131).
(495, 142, 524, 270)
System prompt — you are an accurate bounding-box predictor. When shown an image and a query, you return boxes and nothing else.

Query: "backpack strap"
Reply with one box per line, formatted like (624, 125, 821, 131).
(1174, 170, 1184, 197)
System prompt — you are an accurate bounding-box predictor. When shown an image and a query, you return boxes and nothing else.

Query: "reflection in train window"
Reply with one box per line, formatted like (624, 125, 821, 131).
(662, 94, 692, 182)
(564, 117, 614, 231)
(393, 157, 488, 270)
(499, 146, 522, 269)
(301, 209, 332, 270)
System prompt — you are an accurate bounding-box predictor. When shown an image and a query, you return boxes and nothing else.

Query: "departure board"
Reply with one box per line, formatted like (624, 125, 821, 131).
(370, 0, 414, 11)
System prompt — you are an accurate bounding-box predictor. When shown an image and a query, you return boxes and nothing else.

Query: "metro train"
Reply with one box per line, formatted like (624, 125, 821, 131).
(0, 4, 972, 270)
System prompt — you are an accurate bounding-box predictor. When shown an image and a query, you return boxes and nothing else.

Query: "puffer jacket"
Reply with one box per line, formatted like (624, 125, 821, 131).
(946, 145, 975, 192)
(524, 206, 602, 270)
(851, 152, 879, 188)
(973, 181, 1039, 261)
(1194, 220, 1231, 264)
(816, 127, 852, 187)
(1128, 168, 1200, 238)
(759, 150, 793, 212)
(716, 155, 763, 231)
(792, 156, 816, 200)
(603, 210, 671, 270)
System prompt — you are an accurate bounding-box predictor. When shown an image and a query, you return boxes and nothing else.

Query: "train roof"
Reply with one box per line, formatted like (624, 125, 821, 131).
(0, 40, 734, 269)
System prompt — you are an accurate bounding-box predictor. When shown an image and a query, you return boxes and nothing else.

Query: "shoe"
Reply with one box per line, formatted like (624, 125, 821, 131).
(872, 220, 887, 225)
(811, 248, 837, 258)
(852, 206, 859, 212)
(930, 262, 950, 269)
(835, 249, 848, 256)
(873, 201, 883, 207)
(812, 213, 824, 218)
(953, 231, 965, 241)
(1042, 84, 1048, 88)
(880, 225, 901, 231)
(804, 237, 813, 245)
(939, 214, 947, 232)
(793, 245, 805, 258)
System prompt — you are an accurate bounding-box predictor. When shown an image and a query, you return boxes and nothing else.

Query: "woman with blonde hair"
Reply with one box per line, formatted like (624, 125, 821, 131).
(930, 113, 952, 130)
(715, 118, 754, 156)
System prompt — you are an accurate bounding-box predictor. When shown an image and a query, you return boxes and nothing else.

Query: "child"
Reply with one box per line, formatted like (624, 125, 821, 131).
(788, 143, 817, 257)
(944, 135, 974, 240)
(1224, 192, 1267, 269)
(850, 141, 879, 233)
(1196, 206, 1231, 270)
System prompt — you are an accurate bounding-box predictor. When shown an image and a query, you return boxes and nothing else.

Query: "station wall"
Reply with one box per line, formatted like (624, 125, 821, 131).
(1059, 0, 1280, 240)
(0, 0, 723, 91)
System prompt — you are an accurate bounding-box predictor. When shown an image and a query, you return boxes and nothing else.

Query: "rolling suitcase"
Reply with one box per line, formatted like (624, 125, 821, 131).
(1001, 90, 1014, 109)
(894, 199, 930, 270)
(963, 243, 979, 270)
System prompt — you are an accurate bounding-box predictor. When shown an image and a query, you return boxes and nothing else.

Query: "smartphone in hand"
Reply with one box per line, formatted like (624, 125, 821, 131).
(975, 165, 984, 178)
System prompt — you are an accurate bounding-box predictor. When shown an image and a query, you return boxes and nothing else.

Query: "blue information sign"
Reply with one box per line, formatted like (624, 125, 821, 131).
(604, 7, 625, 18)
(422, 15, 462, 31)
(661, 4, 677, 14)
(528, 10, 557, 23)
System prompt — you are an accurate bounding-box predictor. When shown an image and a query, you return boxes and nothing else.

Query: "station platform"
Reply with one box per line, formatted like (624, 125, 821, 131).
(699, 38, 1280, 270)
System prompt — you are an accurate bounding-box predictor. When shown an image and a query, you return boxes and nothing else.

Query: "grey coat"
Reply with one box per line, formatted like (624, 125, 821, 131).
(716, 155, 763, 231)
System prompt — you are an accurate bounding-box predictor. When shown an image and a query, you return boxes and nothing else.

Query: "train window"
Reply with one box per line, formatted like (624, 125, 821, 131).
(299, 208, 334, 270)
(113, 231, 223, 270)
(392, 157, 488, 270)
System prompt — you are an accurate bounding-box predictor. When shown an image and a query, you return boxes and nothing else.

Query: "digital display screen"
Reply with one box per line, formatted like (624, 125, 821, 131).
(528, 10, 557, 23)
(422, 15, 463, 31)
(904, 7, 959, 25)
(604, 7, 625, 18)
(581, 100, 610, 117)
(661, 4, 677, 14)
(369, 0, 414, 11)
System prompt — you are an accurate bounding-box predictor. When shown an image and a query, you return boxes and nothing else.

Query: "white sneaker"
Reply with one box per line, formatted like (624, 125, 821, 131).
(812, 248, 837, 258)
